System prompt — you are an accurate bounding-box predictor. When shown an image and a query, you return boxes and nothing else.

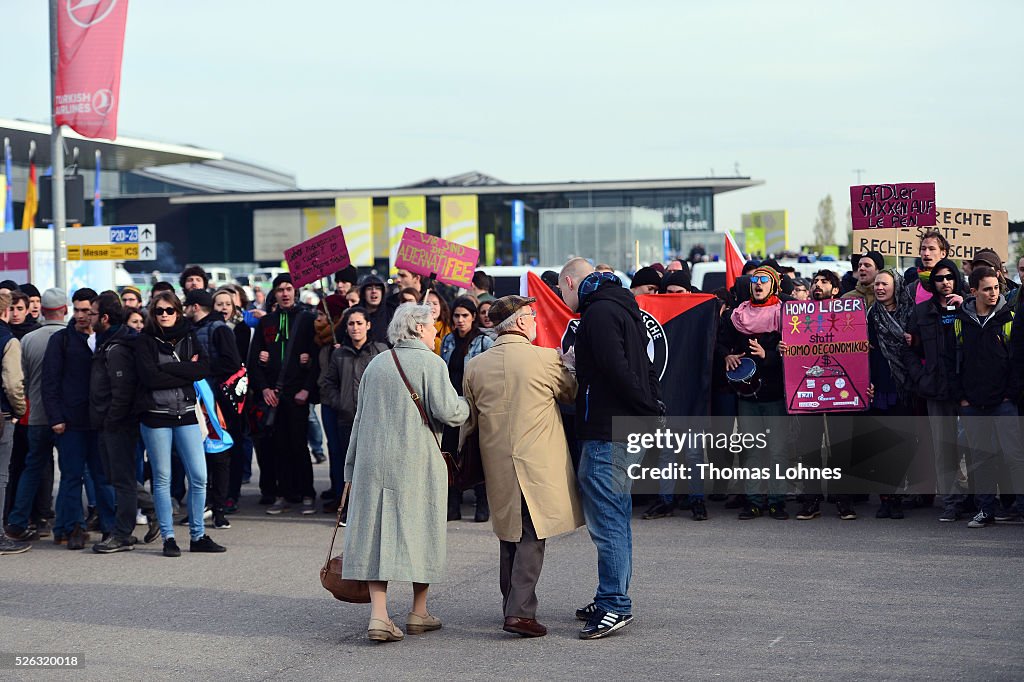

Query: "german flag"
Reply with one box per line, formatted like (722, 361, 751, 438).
(20, 142, 37, 230)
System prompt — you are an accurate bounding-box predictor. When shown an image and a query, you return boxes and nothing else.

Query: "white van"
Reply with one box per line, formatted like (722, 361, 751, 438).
(470, 266, 632, 297)
(689, 259, 854, 292)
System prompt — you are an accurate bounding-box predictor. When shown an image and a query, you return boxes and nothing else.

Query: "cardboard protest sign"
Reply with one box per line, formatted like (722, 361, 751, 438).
(851, 183, 936, 230)
(782, 298, 870, 414)
(852, 207, 1009, 263)
(394, 228, 479, 288)
(283, 225, 350, 288)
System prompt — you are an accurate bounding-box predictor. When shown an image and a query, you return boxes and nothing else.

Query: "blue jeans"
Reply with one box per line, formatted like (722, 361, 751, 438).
(141, 423, 208, 541)
(578, 440, 644, 615)
(319, 405, 344, 498)
(7, 426, 57, 530)
(54, 430, 115, 537)
(961, 401, 1024, 516)
(657, 446, 704, 504)
(307, 408, 324, 456)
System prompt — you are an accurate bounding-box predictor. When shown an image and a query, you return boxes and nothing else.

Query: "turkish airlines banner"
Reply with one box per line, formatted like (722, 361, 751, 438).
(55, 0, 129, 140)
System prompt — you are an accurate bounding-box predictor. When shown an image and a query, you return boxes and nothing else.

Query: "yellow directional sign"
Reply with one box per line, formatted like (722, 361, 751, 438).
(66, 244, 140, 261)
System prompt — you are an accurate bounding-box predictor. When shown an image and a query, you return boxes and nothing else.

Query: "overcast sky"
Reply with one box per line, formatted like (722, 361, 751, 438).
(7, 0, 1023, 248)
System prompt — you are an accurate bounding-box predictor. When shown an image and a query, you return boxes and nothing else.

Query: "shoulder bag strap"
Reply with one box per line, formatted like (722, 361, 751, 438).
(390, 349, 444, 452)
(322, 485, 349, 570)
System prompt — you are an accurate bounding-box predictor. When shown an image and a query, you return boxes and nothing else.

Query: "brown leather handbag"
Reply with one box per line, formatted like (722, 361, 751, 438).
(319, 487, 370, 603)
(391, 349, 461, 486)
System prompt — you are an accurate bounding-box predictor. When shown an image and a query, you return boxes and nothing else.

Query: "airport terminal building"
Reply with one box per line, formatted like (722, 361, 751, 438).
(2, 119, 762, 273)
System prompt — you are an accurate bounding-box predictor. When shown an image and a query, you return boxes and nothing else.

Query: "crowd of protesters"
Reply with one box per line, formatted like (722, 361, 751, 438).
(1, 240, 1022, 641)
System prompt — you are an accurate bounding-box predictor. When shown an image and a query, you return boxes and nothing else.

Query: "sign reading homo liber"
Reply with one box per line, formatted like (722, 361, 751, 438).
(781, 298, 870, 414)
(283, 226, 351, 288)
(851, 182, 936, 229)
(852, 207, 1010, 262)
(394, 228, 479, 288)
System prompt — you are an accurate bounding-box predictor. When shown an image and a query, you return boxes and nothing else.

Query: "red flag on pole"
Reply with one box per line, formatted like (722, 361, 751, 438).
(54, 0, 129, 140)
(724, 231, 745, 289)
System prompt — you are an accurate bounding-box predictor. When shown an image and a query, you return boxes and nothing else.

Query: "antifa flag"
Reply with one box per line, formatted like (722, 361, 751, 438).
(55, 0, 130, 140)
(526, 272, 718, 416)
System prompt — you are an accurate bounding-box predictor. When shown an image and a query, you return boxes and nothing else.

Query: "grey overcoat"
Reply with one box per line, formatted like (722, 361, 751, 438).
(342, 339, 470, 583)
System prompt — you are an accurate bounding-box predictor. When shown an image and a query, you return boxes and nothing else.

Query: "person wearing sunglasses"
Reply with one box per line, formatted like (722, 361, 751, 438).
(900, 257, 966, 523)
(136, 291, 225, 557)
(719, 266, 789, 521)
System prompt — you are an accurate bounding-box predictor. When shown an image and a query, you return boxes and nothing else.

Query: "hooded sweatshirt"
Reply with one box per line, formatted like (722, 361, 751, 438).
(952, 295, 1017, 409)
(573, 274, 662, 441)
(900, 258, 964, 401)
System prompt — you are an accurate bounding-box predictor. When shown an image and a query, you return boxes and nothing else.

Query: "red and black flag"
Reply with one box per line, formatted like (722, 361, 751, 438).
(526, 272, 719, 416)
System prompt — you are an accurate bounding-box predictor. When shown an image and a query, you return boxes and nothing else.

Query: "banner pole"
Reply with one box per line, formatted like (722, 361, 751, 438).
(50, 0, 67, 291)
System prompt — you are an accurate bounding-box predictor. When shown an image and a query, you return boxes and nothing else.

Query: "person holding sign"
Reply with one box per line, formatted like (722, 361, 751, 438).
(718, 266, 788, 521)
(900, 258, 966, 522)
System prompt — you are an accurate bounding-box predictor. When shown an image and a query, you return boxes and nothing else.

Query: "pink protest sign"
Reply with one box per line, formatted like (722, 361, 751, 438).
(283, 226, 351, 288)
(782, 298, 869, 414)
(851, 182, 936, 230)
(394, 228, 479, 288)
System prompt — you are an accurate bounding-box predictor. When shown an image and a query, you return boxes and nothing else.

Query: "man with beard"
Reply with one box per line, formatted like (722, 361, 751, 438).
(810, 270, 840, 302)
(842, 251, 884, 309)
(901, 258, 966, 521)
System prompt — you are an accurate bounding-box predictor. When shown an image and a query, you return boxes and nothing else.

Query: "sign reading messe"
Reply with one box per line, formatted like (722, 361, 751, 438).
(55, 0, 129, 140)
(781, 298, 869, 414)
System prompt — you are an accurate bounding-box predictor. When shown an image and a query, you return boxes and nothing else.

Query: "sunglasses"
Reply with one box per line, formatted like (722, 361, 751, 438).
(153, 306, 177, 316)
(932, 273, 957, 283)
(750, 275, 773, 284)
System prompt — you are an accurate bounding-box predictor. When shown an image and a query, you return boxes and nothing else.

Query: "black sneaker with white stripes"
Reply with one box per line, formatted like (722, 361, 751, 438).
(575, 602, 598, 621)
(579, 608, 634, 640)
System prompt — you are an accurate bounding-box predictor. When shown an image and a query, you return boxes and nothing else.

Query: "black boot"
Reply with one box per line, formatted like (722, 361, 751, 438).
(447, 487, 462, 521)
(473, 484, 489, 523)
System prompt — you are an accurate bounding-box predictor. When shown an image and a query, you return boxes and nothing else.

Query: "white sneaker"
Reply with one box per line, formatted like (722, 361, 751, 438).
(136, 510, 147, 526)
(203, 508, 213, 521)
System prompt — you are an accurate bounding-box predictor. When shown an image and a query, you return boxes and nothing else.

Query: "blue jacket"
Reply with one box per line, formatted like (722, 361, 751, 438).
(42, 321, 95, 430)
(440, 332, 493, 369)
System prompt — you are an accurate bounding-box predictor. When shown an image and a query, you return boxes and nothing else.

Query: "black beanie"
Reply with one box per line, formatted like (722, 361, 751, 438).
(631, 266, 662, 289)
(272, 273, 293, 290)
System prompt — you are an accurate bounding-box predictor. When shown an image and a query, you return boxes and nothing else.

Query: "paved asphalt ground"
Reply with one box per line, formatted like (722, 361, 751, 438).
(2, 464, 1022, 681)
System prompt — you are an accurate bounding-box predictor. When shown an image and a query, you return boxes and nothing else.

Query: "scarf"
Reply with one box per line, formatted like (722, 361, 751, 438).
(868, 268, 913, 394)
(578, 271, 622, 309)
(314, 317, 338, 347)
(731, 300, 781, 335)
(151, 317, 190, 345)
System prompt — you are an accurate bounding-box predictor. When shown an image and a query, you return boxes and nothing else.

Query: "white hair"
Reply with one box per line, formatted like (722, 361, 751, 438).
(494, 309, 527, 333)
(388, 303, 434, 344)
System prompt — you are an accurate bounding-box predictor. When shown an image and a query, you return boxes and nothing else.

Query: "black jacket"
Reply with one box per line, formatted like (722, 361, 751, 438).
(716, 307, 784, 403)
(320, 341, 389, 423)
(900, 258, 964, 402)
(41, 322, 95, 430)
(574, 281, 662, 441)
(192, 313, 243, 384)
(135, 330, 210, 428)
(90, 325, 139, 431)
(248, 306, 317, 397)
(953, 297, 1017, 408)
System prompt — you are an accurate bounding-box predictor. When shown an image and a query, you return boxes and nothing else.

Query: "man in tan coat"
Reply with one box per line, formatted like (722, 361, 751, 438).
(462, 295, 583, 638)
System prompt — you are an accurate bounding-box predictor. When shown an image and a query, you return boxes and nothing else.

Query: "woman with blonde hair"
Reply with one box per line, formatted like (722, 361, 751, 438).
(342, 303, 469, 642)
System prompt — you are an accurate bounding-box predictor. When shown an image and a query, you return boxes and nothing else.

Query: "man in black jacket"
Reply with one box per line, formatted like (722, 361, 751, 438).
(901, 257, 965, 521)
(558, 258, 662, 640)
(954, 266, 1024, 527)
(89, 292, 152, 553)
(249, 274, 318, 515)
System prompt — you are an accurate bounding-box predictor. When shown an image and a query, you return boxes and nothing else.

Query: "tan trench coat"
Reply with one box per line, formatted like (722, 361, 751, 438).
(461, 334, 584, 542)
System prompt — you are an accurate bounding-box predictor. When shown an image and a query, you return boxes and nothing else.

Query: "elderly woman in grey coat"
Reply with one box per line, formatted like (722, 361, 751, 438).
(342, 303, 470, 643)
